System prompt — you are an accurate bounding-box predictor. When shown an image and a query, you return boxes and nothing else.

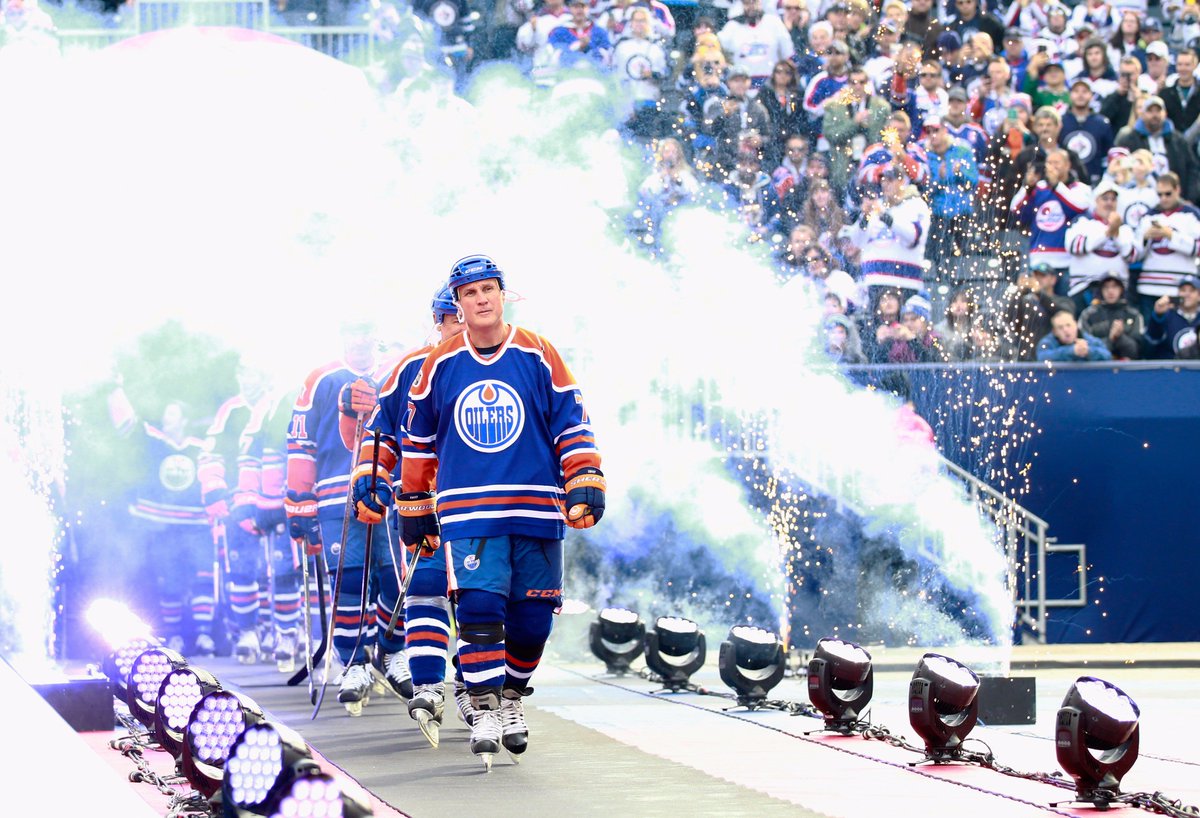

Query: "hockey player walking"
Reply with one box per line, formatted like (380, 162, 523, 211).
(351, 286, 467, 747)
(399, 255, 606, 771)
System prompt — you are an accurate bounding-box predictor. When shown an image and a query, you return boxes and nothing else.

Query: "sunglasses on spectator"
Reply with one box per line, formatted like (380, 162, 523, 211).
(919, 72, 939, 78)
(849, 78, 868, 85)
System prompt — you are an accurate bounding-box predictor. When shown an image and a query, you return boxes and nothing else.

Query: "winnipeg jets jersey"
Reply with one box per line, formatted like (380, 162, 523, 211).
(401, 326, 601, 542)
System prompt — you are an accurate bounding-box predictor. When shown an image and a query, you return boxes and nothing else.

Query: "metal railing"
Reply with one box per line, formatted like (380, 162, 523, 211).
(55, 0, 378, 64)
(940, 457, 1087, 644)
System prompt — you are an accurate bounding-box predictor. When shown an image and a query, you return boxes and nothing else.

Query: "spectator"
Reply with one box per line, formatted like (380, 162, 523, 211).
(637, 137, 702, 219)
(861, 287, 903, 359)
(851, 163, 933, 295)
(723, 149, 782, 240)
(676, 50, 728, 175)
(1101, 56, 1152, 134)
(946, 0, 1004, 54)
(961, 31, 995, 93)
(1022, 54, 1070, 111)
(718, 0, 794, 86)
(975, 58, 1020, 134)
(1011, 147, 1093, 290)
(1004, 266, 1076, 360)
(598, 0, 676, 41)
(795, 20, 832, 87)
(934, 288, 976, 361)
(921, 114, 979, 268)
(516, 0, 570, 64)
(1106, 11, 1145, 74)
(611, 7, 668, 139)
(1134, 172, 1200, 319)
(1114, 148, 1158, 226)
(1014, 106, 1090, 194)
(772, 133, 810, 227)
(800, 177, 847, 242)
(857, 111, 931, 197)
(1116, 96, 1200, 202)
(1070, 0, 1120, 42)
(1036, 308, 1114, 361)
(914, 58, 950, 125)
(979, 96, 1036, 256)
(864, 19, 903, 87)
(547, 0, 613, 70)
(801, 243, 860, 306)
(944, 85, 990, 172)
(779, 0, 810, 57)
(758, 60, 805, 163)
(902, 0, 942, 53)
(824, 66, 893, 195)
(937, 31, 971, 88)
(1000, 28, 1029, 90)
(1078, 274, 1143, 359)
(779, 223, 819, 280)
(1145, 274, 1200, 358)
(674, 15, 717, 64)
(823, 313, 867, 363)
(1163, 48, 1200, 133)
(1073, 37, 1118, 100)
(872, 292, 942, 363)
(1064, 179, 1137, 309)
(1038, 4, 1078, 61)
(803, 38, 852, 148)
(1165, 0, 1200, 53)
(1144, 41, 1172, 92)
(1060, 77, 1112, 182)
(711, 64, 771, 173)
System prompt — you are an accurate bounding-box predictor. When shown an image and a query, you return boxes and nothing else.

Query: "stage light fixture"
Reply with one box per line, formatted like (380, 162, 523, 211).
(807, 638, 873, 733)
(182, 690, 266, 799)
(264, 771, 375, 818)
(126, 646, 188, 730)
(101, 637, 156, 702)
(154, 665, 221, 757)
(589, 608, 645, 675)
(1055, 676, 1141, 806)
(908, 652, 981, 761)
(644, 616, 706, 691)
(718, 626, 785, 708)
(223, 721, 319, 817)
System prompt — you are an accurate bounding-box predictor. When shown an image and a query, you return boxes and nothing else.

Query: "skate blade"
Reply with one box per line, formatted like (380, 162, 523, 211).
(505, 749, 522, 765)
(415, 712, 440, 748)
(477, 752, 493, 773)
(371, 678, 389, 696)
(276, 659, 296, 674)
(343, 700, 366, 717)
(236, 652, 258, 665)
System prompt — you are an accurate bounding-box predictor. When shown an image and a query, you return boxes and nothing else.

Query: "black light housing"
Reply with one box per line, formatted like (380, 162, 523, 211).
(718, 626, 785, 708)
(126, 646, 188, 730)
(644, 616, 706, 692)
(1055, 676, 1141, 806)
(154, 666, 222, 757)
(263, 771, 375, 818)
(807, 638, 873, 733)
(102, 637, 156, 702)
(589, 608, 645, 675)
(182, 690, 266, 799)
(908, 652, 980, 761)
(222, 721, 319, 817)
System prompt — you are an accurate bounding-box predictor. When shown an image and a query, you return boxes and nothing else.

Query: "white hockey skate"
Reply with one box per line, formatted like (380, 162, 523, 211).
(469, 693, 502, 772)
(338, 663, 373, 717)
(192, 633, 216, 658)
(274, 629, 298, 674)
(500, 688, 529, 762)
(257, 624, 277, 664)
(235, 630, 260, 665)
(370, 649, 413, 699)
(165, 635, 185, 654)
(408, 683, 445, 748)
(454, 682, 475, 727)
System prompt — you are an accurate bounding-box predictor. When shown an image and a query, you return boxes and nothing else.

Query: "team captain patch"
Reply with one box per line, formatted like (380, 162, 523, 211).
(453, 379, 526, 453)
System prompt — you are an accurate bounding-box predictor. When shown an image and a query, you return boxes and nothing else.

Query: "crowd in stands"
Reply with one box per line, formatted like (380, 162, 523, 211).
(450, 0, 1200, 364)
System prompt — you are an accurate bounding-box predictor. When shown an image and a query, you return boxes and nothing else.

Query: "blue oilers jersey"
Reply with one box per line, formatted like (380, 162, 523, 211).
(130, 422, 208, 526)
(356, 346, 431, 493)
(401, 326, 601, 542)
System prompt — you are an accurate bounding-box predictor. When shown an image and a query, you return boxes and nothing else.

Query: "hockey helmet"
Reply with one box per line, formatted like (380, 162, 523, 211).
(447, 254, 505, 300)
(431, 286, 457, 323)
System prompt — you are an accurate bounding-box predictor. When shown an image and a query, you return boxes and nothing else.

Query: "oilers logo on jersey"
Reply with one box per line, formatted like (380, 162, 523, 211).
(454, 380, 526, 453)
(159, 453, 197, 492)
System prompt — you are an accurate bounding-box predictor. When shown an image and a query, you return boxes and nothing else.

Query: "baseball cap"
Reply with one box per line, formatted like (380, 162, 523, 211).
(1070, 76, 1093, 91)
(1004, 27, 1023, 41)
(947, 85, 969, 102)
(829, 39, 850, 55)
(828, 1, 850, 12)
(878, 18, 901, 34)
(924, 114, 944, 130)
(1106, 146, 1130, 164)
(728, 63, 751, 78)
(937, 30, 962, 52)
(1143, 18, 1163, 32)
(1043, 60, 1065, 73)
(1146, 41, 1170, 59)
(1031, 262, 1057, 276)
(1093, 179, 1120, 199)
(1143, 94, 1166, 110)
(1180, 275, 1200, 290)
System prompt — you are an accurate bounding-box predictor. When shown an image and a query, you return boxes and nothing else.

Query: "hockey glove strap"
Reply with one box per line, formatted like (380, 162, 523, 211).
(284, 490, 322, 555)
(353, 474, 393, 525)
(339, 377, 378, 418)
(201, 488, 230, 523)
(564, 467, 606, 529)
(397, 491, 440, 554)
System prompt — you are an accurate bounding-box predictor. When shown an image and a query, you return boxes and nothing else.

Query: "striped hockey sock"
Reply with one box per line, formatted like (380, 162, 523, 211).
(404, 595, 451, 685)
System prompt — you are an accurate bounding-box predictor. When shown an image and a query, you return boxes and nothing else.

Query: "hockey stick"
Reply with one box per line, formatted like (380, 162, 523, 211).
(211, 521, 232, 655)
(341, 427, 382, 679)
(295, 536, 314, 688)
(286, 549, 330, 689)
(383, 544, 422, 642)
(312, 418, 372, 719)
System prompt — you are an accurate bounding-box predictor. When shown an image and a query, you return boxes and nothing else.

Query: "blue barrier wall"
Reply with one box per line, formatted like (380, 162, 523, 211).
(867, 363, 1200, 644)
